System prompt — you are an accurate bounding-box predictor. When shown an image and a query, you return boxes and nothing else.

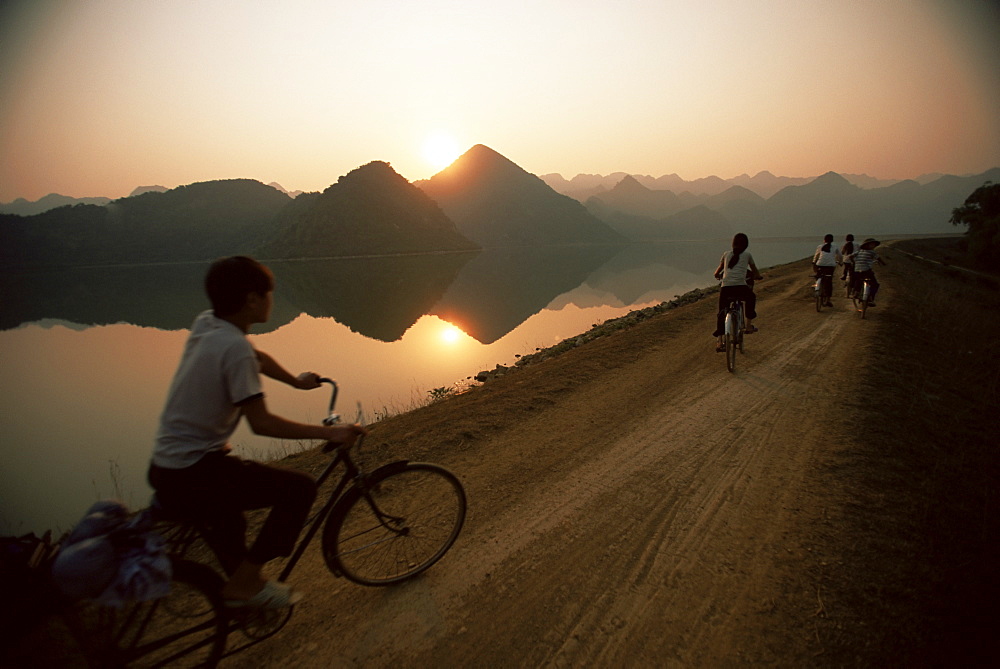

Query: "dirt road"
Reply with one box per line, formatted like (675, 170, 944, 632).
(230, 240, 999, 668)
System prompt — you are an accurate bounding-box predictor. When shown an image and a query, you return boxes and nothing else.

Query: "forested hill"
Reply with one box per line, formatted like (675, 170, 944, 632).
(256, 161, 480, 259)
(1, 167, 480, 270)
(0, 180, 291, 268)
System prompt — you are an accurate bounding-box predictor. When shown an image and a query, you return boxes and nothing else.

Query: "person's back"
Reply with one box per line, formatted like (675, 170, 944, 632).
(712, 233, 761, 351)
(853, 247, 879, 272)
(154, 310, 260, 469)
(840, 234, 855, 281)
(851, 239, 885, 304)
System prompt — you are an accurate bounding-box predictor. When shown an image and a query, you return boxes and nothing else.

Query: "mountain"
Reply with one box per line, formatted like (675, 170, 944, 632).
(727, 171, 812, 199)
(1, 179, 291, 269)
(418, 145, 625, 248)
(586, 175, 684, 219)
(128, 185, 168, 197)
(704, 185, 766, 209)
(267, 182, 305, 199)
(258, 161, 479, 259)
(0, 193, 112, 216)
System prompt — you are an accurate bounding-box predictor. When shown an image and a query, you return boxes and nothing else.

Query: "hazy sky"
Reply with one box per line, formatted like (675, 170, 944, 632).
(2, 0, 998, 201)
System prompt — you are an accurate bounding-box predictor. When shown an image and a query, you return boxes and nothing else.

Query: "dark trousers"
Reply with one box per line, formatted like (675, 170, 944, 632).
(714, 285, 757, 336)
(149, 452, 316, 573)
(816, 266, 835, 297)
(852, 270, 880, 300)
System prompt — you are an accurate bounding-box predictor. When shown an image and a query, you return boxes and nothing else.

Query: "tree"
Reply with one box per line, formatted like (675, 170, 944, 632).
(950, 182, 1000, 269)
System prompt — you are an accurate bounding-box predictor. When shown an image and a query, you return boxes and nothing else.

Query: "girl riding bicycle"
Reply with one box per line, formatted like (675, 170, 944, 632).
(713, 233, 762, 353)
(812, 234, 843, 307)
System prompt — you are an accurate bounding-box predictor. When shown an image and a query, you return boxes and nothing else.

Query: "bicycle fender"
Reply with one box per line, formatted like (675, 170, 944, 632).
(328, 460, 413, 520)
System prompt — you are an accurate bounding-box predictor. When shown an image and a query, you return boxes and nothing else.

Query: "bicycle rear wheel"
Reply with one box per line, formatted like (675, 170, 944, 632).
(737, 310, 745, 354)
(76, 559, 227, 668)
(322, 462, 466, 586)
(725, 311, 737, 373)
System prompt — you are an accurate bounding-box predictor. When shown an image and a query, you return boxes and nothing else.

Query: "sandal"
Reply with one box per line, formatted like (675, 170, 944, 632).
(225, 580, 303, 610)
(715, 343, 725, 353)
(744, 326, 758, 334)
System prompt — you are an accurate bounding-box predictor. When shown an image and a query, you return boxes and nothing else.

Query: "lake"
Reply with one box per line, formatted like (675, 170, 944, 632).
(0, 238, 820, 535)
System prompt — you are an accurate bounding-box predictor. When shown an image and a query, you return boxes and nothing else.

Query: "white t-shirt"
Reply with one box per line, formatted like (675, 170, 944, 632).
(720, 250, 755, 287)
(152, 311, 262, 468)
(813, 243, 842, 267)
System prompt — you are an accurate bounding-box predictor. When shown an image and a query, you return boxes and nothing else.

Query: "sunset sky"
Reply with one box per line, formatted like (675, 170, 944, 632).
(2, 0, 998, 202)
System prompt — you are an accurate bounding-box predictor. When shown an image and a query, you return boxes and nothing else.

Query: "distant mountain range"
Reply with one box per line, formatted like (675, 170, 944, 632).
(540, 169, 956, 201)
(579, 168, 1000, 241)
(2, 145, 997, 270)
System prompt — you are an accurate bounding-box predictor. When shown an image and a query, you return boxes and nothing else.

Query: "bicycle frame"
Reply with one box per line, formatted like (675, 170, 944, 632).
(724, 300, 745, 338)
(156, 379, 380, 583)
(277, 435, 367, 582)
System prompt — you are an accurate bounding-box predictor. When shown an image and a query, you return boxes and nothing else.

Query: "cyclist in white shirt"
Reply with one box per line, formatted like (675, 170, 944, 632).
(149, 256, 366, 610)
(812, 234, 843, 307)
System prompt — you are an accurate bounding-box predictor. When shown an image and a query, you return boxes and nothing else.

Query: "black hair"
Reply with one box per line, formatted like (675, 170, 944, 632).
(728, 233, 749, 269)
(846, 234, 854, 241)
(822, 233, 833, 253)
(205, 256, 275, 316)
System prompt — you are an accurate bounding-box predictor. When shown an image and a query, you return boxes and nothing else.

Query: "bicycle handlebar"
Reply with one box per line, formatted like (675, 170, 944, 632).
(316, 377, 368, 455)
(318, 377, 338, 414)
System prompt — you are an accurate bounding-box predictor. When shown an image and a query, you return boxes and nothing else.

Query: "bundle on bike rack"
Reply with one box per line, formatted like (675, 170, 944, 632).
(51, 500, 171, 606)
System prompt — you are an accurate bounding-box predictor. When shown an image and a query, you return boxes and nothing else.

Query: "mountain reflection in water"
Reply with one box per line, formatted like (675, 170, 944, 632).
(1, 240, 805, 340)
(0, 238, 822, 534)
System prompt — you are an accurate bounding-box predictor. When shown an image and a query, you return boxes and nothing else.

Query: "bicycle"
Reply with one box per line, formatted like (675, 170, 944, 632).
(65, 378, 467, 667)
(722, 297, 746, 373)
(812, 272, 834, 312)
(852, 275, 875, 319)
(842, 264, 855, 297)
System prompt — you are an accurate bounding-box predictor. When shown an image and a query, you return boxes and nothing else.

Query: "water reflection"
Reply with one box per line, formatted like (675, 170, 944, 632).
(270, 254, 475, 341)
(0, 238, 821, 534)
(430, 245, 621, 344)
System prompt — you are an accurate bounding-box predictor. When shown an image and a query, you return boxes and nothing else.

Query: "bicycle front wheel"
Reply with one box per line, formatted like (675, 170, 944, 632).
(725, 311, 737, 373)
(322, 462, 467, 586)
(76, 559, 227, 668)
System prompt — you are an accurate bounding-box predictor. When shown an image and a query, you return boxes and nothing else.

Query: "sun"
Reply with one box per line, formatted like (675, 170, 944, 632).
(422, 132, 461, 170)
(440, 323, 463, 344)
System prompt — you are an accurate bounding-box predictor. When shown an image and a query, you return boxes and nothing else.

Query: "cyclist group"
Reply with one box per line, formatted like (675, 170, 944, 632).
(712, 232, 886, 352)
